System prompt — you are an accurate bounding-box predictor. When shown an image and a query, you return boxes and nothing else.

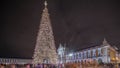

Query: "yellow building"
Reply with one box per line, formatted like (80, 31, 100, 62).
(117, 53, 120, 63)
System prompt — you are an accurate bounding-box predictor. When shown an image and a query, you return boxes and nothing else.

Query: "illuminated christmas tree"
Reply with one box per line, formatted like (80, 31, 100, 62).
(32, 1, 58, 65)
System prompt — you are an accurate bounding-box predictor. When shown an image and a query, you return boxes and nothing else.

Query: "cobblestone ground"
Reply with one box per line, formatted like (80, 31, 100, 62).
(85, 66, 109, 68)
(79, 65, 116, 68)
(62, 64, 119, 68)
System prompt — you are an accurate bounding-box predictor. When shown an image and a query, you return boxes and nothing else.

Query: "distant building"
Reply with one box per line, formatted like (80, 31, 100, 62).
(65, 38, 119, 64)
(0, 58, 32, 68)
(0, 58, 32, 64)
(57, 43, 66, 64)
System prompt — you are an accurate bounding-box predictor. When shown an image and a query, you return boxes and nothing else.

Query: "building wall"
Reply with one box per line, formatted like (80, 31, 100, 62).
(57, 45, 66, 64)
(66, 45, 117, 64)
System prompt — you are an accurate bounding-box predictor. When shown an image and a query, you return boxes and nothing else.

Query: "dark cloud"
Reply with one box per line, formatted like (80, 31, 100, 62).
(1, 0, 120, 58)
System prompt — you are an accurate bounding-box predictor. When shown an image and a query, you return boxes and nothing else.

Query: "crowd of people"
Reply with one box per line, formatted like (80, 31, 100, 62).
(34, 64, 57, 68)
(0, 63, 119, 68)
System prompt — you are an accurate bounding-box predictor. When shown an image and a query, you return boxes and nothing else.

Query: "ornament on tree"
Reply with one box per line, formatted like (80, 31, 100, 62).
(32, 0, 58, 65)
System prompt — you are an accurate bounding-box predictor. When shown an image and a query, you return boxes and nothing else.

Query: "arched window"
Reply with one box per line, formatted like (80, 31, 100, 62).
(81, 52, 83, 59)
(101, 48, 104, 56)
(93, 49, 96, 57)
(84, 51, 86, 59)
(86, 51, 88, 58)
(79, 52, 81, 59)
(91, 50, 93, 58)
(98, 48, 101, 57)
(88, 50, 91, 58)
(95, 49, 98, 57)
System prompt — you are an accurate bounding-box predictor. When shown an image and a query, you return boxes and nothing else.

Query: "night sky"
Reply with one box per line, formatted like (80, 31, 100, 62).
(1, 0, 120, 59)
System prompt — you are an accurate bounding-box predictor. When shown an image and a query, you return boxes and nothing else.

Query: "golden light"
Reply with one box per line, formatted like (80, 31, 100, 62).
(112, 58, 115, 60)
(116, 57, 118, 60)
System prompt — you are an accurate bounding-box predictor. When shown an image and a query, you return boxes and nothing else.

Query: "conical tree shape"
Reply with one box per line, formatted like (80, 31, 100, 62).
(32, 1, 58, 65)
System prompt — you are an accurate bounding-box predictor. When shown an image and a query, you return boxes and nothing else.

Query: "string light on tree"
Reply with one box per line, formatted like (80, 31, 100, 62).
(32, 0, 58, 65)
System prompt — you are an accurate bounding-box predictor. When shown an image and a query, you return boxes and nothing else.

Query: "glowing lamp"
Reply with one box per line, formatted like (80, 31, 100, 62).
(69, 53, 73, 57)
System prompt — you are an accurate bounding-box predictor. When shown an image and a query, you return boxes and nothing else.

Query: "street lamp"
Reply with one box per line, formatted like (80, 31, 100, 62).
(68, 53, 73, 63)
(69, 53, 73, 57)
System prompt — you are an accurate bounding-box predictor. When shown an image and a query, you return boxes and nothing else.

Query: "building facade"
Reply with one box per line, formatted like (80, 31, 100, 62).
(57, 44, 66, 64)
(0, 58, 32, 68)
(65, 39, 118, 64)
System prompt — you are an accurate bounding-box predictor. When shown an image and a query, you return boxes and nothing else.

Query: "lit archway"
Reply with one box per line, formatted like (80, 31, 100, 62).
(43, 57, 50, 64)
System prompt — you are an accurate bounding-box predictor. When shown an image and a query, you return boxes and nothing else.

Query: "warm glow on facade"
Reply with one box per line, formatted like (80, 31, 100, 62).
(60, 38, 119, 64)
